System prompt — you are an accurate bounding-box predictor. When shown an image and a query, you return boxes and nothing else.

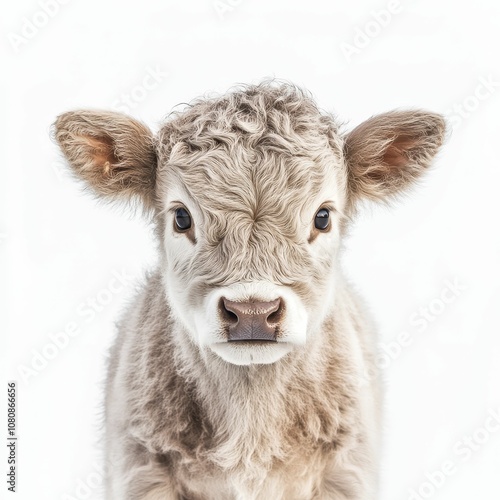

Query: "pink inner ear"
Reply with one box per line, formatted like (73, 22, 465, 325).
(82, 135, 119, 172)
(382, 135, 417, 168)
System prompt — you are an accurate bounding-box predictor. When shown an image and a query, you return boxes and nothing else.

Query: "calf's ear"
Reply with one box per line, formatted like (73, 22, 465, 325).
(344, 110, 446, 205)
(53, 110, 157, 209)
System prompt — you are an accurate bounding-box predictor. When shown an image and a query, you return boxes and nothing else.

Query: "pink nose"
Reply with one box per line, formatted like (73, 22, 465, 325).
(219, 298, 283, 342)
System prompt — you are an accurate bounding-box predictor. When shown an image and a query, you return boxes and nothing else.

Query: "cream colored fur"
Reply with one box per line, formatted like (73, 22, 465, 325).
(53, 82, 446, 499)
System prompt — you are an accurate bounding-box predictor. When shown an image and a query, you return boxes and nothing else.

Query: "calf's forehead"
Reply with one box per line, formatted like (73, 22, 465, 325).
(155, 85, 347, 216)
(165, 148, 343, 217)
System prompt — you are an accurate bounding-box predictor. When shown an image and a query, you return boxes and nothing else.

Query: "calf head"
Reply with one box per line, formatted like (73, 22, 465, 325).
(54, 83, 446, 365)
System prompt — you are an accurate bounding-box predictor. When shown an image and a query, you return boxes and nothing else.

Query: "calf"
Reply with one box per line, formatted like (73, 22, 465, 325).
(54, 82, 446, 500)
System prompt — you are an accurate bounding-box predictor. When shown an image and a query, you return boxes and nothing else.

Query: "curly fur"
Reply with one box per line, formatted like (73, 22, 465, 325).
(53, 81, 446, 499)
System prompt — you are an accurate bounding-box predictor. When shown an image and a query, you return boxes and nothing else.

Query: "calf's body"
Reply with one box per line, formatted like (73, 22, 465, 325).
(106, 273, 379, 499)
(54, 82, 446, 499)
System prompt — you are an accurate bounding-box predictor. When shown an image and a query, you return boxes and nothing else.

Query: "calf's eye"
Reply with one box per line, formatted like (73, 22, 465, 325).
(174, 207, 192, 231)
(314, 208, 330, 230)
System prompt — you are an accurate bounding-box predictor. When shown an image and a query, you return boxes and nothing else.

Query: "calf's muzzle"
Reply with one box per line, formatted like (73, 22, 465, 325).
(220, 298, 283, 342)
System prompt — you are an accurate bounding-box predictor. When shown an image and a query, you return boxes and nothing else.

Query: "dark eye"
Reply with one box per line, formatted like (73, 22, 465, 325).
(174, 207, 192, 231)
(314, 208, 330, 230)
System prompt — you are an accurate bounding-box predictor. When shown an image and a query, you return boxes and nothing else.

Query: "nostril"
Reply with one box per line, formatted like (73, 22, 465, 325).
(226, 309, 238, 325)
(266, 299, 284, 325)
(219, 298, 239, 326)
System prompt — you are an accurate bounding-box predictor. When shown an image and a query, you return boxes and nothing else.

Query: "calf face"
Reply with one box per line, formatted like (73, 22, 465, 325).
(54, 83, 446, 366)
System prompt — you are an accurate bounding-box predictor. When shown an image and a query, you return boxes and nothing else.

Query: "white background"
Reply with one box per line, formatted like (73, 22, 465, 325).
(2, 0, 500, 499)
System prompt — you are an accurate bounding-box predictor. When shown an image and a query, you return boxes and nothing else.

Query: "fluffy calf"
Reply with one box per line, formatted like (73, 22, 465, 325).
(54, 82, 446, 499)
